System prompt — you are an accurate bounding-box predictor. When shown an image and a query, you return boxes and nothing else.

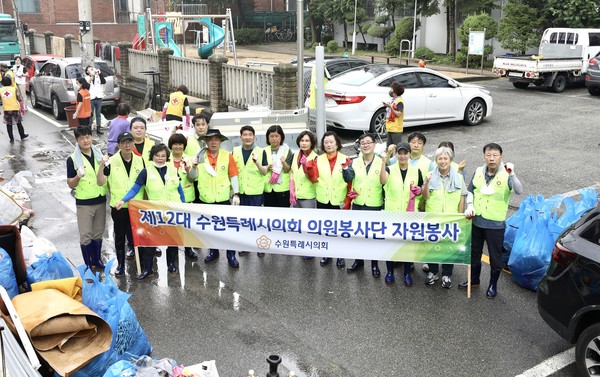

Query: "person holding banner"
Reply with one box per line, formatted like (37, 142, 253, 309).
(380, 142, 423, 286)
(257, 125, 294, 208)
(115, 143, 186, 279)
(346, 133, 384, 277)
(232, 125, 266, 257)
(422, 146, 467, 288)
(461, 143, 523, 298)
(96, 132, 145, 276)
(168, 133, 199, 260)
(314, 131, 354, 268)
(189, 129, 241, 268)
(130, 117, 155, 165)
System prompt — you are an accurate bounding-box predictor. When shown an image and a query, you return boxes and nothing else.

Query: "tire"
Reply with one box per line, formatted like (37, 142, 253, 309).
(576, 323, 600, 377)
(588, 86, 600, 96)
(513, 82, 529, 89)
(463, 98, 486, 126)
(30, 88, 41, 109)
(552, 74, 567, 93)
(369, 108, 387, 137)
(52, 95, 65, 120)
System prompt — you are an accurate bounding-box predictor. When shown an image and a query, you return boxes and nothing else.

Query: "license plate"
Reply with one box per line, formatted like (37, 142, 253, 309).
(508, 72, 523, 78)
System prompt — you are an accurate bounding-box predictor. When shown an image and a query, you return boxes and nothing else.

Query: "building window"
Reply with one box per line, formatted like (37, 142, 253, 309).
(16, 0, 40, 13)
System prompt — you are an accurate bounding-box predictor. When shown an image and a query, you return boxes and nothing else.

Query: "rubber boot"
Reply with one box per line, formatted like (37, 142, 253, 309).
(137, 248, 155, 280)
(90, 239, 105, 269)
(184, 247, 198, 259)
(472, 262, 482, 285)
(346, 259, 364, 273)
(80, 243, 93, 269)
(115, 249, 125, 276)
(371, 260, 380, 278)
(403, 262, 413, 287)
(226, 250, 239, 268)
(17, 123, 28, 140)
(166, 247, 178, 273)
(385, 261, 394, 284)
(487, 270, 501, 299)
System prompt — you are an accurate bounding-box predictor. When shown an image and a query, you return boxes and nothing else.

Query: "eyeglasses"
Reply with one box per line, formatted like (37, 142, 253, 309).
(360, 142, 374, 146)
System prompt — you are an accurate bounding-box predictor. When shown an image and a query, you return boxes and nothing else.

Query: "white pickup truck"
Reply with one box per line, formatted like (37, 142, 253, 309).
(493, 28, 600, 92)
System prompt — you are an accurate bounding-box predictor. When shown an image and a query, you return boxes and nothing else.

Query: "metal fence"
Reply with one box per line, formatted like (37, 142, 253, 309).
(128, 49, 160, 82)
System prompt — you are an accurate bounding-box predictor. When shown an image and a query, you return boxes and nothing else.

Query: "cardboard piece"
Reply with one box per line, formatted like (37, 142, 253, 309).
(12, 289, 112, 376)
(31, 277, 83, 302)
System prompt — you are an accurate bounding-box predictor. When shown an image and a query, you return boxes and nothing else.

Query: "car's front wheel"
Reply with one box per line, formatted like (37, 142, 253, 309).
(463, 98, 486, 126)
(30, 89, 41, 109)
(52, 95, 65, 120)
(369, 108, 387, 137)
(576, 323, 600, 376)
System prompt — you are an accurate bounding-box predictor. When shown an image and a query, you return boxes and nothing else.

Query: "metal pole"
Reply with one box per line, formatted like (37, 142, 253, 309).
(79, 0, 94, 69)
(411, 0, 417, 58)
(297, 0, 304, 108)
(315, 45, 326, 142)
(351, 0, 357, 55)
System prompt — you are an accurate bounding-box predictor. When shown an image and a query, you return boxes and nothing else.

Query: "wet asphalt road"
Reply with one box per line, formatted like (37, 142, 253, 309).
(1, 79, 598, 376)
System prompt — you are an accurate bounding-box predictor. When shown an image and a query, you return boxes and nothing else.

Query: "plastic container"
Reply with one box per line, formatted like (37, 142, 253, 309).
(64, 105, 79, 128)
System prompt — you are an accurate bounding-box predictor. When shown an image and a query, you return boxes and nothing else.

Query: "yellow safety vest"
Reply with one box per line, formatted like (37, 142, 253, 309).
(291, 151, 318, 200)
(107, 152, 145, 208)
(233, 146, 264, 195)
(185, 135, 205, 159)
(383, 164, 418, 211)
(264, 145, 291, 193)
(137, 138, 155, 165)
(315, 152, 348, 206)
(145, 165, 181, 202)
(425, 176, 464, 213)
(385, 96, 404, 133)
(196, 149, 231, 203)
(473, 166, 511, 222)
(72, 153, 107, 200)
(168, 158, 195, 203)
(352, 155, 383, 207)
(0, 85, 19, 110)
(166, 91, 186, 117)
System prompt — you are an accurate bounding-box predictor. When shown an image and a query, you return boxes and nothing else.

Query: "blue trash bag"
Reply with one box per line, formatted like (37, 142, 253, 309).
(26, 251, 74, 287)
(508, 209, 555, 291)
(574, 188, 598, 218)
(503, 195, 535, 253)
(0, 247, 19, 298)
(102, 359, 136, 377)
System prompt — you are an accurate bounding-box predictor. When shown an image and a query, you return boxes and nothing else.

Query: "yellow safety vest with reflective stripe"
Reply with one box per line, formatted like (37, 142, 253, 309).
(315, 152, 348, 206)
(72, 153, 107, 200)
(291, 151, 318, 200)
(425, 175, 464, 213)
(264, 145, 291, 193)
(232, 146, 264, 195)
(107, 152, 144, 208)
(166, 91, 186, 117)
(473, 166, 511, 222)
(145, 165, 181, 202)
(383, 164, 418, 211)
(196, 149, 231, 203)
(168, 158, 195, 203)
(352, 155, 383, 207)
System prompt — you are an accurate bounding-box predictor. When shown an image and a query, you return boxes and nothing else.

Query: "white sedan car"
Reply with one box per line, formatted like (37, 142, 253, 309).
(322, 65, 493, 135)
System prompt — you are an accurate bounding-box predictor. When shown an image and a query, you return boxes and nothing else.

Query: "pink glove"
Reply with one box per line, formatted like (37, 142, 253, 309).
(290, 180, 297, 206)
(347, 189, 359, 199)
(184, 114, 191, 131)
(269, 172, 280, 184)
(410, 183, 422, 196)
(161, 107, 167, 121)
(406, 184, 422, 212)
(299, 153, 307, 165)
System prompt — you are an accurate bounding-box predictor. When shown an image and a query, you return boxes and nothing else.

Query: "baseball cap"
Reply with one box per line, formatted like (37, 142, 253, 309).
(117, 132, 134, 143)
(396, 142, 410, 153)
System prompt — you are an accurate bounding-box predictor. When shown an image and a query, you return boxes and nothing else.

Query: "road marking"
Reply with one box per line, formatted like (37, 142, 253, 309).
(27, 106, 68, 129)
(515, 347, 575, 377)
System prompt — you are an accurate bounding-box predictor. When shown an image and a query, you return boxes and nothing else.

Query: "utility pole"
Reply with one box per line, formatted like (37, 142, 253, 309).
(78, 0, 94, 69)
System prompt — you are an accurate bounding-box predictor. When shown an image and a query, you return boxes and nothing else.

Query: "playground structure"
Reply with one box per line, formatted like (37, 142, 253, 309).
(132, 8, 238, 64)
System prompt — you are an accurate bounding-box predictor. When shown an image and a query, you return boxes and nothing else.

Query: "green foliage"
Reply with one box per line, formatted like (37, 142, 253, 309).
(361, 24, 372, 34)
(457, 14, 498, 45)
(498, 0, 543, 54)
(384, 18, 419, 56)
(375, 15, 389, 25)
(233, 28, 264, 45)
(322, 34, 334, 45)
(545, 0, 600, 28)
(432, 53, 456, 65)
(454, 45, 494, 67)
(414, 46, 435, 60)
(327, 40, 339, 53)
(459, 0, 497, 15)
(368, 24, 393, 39)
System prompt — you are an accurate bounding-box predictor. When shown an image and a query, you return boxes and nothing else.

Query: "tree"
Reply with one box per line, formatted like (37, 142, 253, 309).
(498, 0, 543, 54)
(345, 7, 370, 46)
(457, 13, 497, 45)
(545, 0, 600, 28)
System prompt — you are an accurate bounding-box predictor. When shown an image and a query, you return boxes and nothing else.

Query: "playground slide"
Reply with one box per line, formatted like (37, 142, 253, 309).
(198, 17, 225, 59)
(154, 21, 183, 57)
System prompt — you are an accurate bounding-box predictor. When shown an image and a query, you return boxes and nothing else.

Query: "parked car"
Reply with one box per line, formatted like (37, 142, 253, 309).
(585, 51, 600, 95)
(22, 54, 62, 93)
(321, 65, 493, 135)
(294, 57, 368, 101)
(537, 205, 600, 377)
(29, 57, 120, 120)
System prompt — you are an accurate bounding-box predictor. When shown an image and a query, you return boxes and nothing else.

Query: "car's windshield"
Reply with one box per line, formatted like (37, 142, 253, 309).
(332, 65, 397, 86)
(0, 21, 17, 43)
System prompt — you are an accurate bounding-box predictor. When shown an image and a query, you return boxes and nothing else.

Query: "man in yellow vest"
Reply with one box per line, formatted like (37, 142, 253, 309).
(189, 129, 241, 268)
(97, 132, 145, 276)
(460, 143, 523, 298)
(66, 126, 107, 269)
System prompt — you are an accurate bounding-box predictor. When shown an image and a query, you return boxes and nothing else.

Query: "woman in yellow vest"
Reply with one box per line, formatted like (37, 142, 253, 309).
(168, 133, 200, 260)
(346, 133, 384, 277)
(314, 131, 353, 268)
(380, 142, 424, 286)
(257, 125, 294, 208)
(0, 75, 27, 143)
(73, 77, 92, 127)
(130, 117, 155, 164)
(115, 143, 186, 279)
(96, 132, 145, 276)
(162, 85, 191, 130)
(421, 146, 467, 289)
(384, 81, 404, 147)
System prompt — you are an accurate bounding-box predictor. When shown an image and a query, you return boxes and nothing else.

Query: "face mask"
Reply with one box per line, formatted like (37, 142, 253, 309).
(389, 90, 394, 97)
(153, 162, 165, 168)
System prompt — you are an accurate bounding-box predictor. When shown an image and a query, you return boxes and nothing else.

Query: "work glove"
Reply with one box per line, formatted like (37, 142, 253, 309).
(342, 157, 352, 169)
(102, 155, 110, 166)
(346, 189, 359, 199)
(77, 167, 86, 178)
(299, 153, 307, 165)
(465, 204, 475, 219)
(72, 113, 78, 120)
(269, 172, 280, 184)
(504, 162, 515, 176)
(410, 183, 422, 196)
(231, 195, 240, 206)
(252, 153, 258, 163)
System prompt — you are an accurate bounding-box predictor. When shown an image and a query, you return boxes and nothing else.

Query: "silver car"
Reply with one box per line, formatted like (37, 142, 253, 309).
(29, 57, 120, 120)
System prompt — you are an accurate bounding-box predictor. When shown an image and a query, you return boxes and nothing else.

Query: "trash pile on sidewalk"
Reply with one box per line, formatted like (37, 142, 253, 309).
(503, 188, 598, 291)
